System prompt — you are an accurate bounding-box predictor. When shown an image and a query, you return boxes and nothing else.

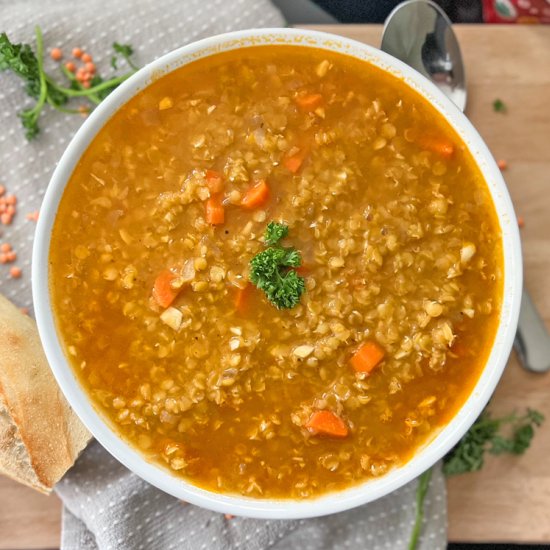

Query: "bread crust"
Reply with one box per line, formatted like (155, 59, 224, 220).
(0, 294, 91, 493)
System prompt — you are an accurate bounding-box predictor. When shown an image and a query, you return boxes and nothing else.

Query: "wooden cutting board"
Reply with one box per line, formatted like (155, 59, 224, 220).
(1, 24, 549, 549)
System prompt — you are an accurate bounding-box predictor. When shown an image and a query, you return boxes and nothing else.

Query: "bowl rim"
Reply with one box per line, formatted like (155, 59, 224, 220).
(32, 27, 522, 519)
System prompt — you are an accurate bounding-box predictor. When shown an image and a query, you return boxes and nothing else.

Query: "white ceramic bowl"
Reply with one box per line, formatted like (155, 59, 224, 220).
(32, 28, 522, 519)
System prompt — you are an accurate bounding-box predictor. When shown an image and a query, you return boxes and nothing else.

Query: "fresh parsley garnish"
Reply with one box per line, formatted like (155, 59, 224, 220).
(408, 407, 544, 550)
(249, 222, 305, 309)
(493, 98, 507, 113)
(443, 407, 543, 476)
(264, 221, 289, 245)
(0, 26, 139, 139)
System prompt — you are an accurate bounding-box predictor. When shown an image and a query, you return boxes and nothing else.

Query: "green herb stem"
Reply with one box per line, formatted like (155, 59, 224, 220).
(45, 71, 131, 99)
(46, 96, 81, 114)
(25, 26, 48, 125)
(408, 468, 433, 550)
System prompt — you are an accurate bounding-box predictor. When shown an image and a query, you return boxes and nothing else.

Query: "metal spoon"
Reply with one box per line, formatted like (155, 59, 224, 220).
(381, 0, 550, 372)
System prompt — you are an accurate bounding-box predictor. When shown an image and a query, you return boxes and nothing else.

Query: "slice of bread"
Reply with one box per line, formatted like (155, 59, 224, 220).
(0, 293, 91, 494)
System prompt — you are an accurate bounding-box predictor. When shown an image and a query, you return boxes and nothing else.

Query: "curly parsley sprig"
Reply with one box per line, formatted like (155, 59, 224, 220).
(249, 222, 305, 309)
(408, 407, 544, 550)
(0, 26, 138, 139)
(443, 407, 544, 476)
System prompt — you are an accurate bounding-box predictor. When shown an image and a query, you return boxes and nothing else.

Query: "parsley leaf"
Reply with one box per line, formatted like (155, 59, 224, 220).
(0, 31, 41, 97)
(265, 221, 289, 246)
(111, 42, 138, 70)
(443, 408, 544, 476)
(493, 98, 507, 113)
(409, 407, 543, 550)
(249, 223, 305, 309)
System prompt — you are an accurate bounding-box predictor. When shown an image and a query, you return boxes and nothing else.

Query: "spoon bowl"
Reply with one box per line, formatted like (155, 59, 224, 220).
(382, 0, 466, 111)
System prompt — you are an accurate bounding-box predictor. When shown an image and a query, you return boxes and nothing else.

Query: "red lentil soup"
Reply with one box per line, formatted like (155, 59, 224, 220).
(50, 46, 503, 498)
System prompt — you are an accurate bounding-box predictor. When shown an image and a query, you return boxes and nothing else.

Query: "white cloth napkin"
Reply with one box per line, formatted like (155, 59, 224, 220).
(0, 0, 447, 548)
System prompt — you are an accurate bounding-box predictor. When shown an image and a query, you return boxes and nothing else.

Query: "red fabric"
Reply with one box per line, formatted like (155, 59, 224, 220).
(483, 0, 550, 23)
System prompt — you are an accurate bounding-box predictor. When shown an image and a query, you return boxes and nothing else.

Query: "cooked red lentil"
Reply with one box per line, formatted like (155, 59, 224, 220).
(50, 46, 503, 498)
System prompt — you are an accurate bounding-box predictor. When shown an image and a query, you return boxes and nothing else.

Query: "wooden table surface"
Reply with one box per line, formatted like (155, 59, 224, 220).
(1, 24, 550, 549)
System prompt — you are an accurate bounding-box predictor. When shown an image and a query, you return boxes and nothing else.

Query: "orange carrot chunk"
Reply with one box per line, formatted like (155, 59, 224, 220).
(350, 340, 385, 373)
(206, 195, 225, 225)
(205, 169, 224, 193)
(295, 93, 323, 112)
(283, 148, 308, 174)
(152, 269, 181, 309)
(234, 285, 250, 314)
(417, 135, 454, 158)
(306, 410, 349, 438)
(241, 180, 269, 209)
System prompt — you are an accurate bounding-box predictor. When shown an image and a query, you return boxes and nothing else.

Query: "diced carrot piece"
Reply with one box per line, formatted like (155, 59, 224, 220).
(72, 47, 83, 58)
(205, 169, 224, 193)
(350, 340, 385, 373)
(306, 410, 349, 438)
(518, 216, 525, 228)
(234, 284, 250, 314)
(417, 135, 454, 158)
(295, 264, 309, 276)
(283, 148, 308, 174)
(205, 195, 225, 225)
(152, 269, 181, 309)
(241, 180, 269, 209)
(295, 93, 323, 112)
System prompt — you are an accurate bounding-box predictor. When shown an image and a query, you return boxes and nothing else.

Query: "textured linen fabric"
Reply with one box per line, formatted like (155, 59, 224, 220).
(0, 1, 447, 548)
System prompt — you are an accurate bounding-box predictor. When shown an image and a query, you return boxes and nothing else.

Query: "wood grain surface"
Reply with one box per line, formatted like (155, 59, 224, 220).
(1, 24, 549, 549)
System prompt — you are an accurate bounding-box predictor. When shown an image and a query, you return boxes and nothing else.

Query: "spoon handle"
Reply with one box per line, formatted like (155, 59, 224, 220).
(514, 288, 550, 372)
